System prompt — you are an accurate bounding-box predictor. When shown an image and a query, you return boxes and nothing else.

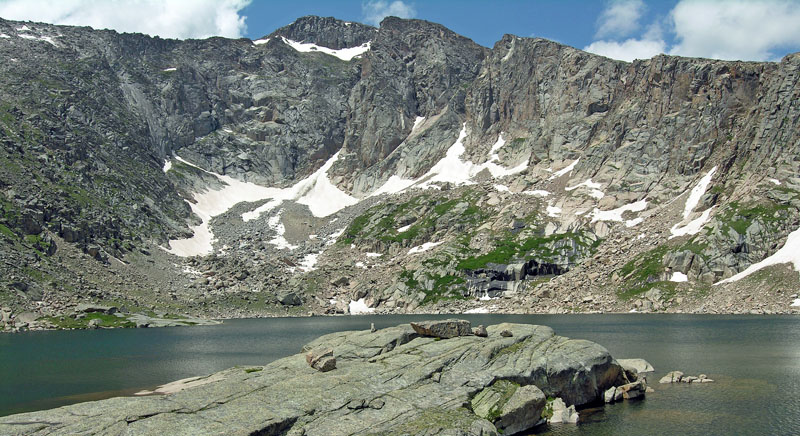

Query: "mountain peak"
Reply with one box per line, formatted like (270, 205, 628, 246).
(267, 15, 375, 50)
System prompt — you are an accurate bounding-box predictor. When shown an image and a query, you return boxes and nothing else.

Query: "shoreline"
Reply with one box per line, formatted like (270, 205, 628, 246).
(4, 307, 799, 334)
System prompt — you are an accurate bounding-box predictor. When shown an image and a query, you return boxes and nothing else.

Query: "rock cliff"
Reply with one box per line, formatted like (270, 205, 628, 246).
(0, 15, 798, 328)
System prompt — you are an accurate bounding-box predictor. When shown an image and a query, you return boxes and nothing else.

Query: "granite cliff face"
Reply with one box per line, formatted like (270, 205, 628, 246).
(0, 15, 798, 328)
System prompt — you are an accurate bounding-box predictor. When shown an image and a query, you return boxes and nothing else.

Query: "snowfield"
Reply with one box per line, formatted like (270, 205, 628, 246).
(281, 37, 370, 61)
(590, 199, 647, 225)
(348, 298, 375, 314)
(166, 151, 356, 257)
(669, 167, 717, 238)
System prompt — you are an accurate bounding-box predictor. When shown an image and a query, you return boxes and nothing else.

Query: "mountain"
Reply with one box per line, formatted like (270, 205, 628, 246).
(0, 15, 798, 329)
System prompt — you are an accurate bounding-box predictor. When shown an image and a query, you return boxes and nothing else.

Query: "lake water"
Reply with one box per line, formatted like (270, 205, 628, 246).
(2, 314, 799, 435)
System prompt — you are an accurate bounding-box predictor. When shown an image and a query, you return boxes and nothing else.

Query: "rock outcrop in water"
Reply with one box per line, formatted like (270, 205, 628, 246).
(0, 322, 630, 435)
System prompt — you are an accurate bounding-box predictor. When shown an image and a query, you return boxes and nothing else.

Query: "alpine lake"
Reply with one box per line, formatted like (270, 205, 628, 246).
(2, 314, 799, 435)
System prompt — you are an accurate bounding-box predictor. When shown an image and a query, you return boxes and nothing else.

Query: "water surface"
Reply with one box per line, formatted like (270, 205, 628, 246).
(2, 314, 798, 435)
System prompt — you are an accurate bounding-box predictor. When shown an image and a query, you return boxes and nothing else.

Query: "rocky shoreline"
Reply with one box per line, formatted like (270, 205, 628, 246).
(1, 320, 652, 435)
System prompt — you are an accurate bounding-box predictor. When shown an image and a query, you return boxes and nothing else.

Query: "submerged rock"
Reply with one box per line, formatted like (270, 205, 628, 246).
(0, 322, 625, 435)
(659, 370, 685, 384)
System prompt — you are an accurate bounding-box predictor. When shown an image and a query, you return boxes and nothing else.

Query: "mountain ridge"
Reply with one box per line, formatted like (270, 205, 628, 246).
(0, 15, 798, 330)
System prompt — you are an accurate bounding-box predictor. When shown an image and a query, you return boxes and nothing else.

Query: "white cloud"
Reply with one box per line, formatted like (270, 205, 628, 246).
(585, 0, 800, 62)
(0, 0, 252, 40)
(585, 22, 666, 62)
(595, 0, 645, 38)
(669, 0, 800, 61)
(362, 0, 416, 26)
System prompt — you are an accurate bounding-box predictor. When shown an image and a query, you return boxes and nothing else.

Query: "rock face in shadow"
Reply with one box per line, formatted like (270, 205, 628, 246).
(0, 322, 624, 435)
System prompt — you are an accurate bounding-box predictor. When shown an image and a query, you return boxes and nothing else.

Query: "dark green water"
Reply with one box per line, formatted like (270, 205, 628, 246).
(2, 314, 799, 435)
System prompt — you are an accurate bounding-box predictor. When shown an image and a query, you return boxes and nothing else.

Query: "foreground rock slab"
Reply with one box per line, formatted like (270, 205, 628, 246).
(0, 322, 626, 436)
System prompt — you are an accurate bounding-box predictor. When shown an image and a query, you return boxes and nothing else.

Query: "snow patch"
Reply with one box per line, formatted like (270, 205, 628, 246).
(548, 159, 579, 180)
(397, 223, 412, 233)
(371, 175, 417, 196)
(769, 178, 781, 185)
(0, 34, 10, 38)
(17, 25, 30, 31)
(418, 126, 527, 188)
(355, 261, 367, 269)
(625, 217, 644, 227)
(488, 134, 506, 160)
(408, 241, 443, 255)
(792, 298, 800, 307)
(365, 252, 383, 258)
(715, 226, 800, 284)
(372, 128, 526, 195)
(494, 184, 510, 192)
(566, 179, 601, 191)
(162, 159, 172, 173)
(590, 199, 647, 224)
(298, 251, 321, 272)
(465, 307, 490, 314)
(166, 156, 288, 257)
(326, 228, 346, 246)
(252, 37, 270, 45)
(522, 190, 550, 197)
(349, 298, 375, 314)
(266, 210, 298, 250)
(162, 67, 177, 72)
(670, 272, 688, 282)
(682, 167, 717, 219)
(566, 178, 605, 199)
(546, 204, 562, 217)
(241, 151, 357, 221)
(281, 37, 370, 61)
(17, 33, 58, 46)
(670, 208, 714, 238)
(412, 116, 425, 133)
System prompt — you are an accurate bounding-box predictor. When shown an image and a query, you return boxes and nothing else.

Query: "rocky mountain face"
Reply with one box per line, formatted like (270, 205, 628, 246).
(0, 15, 798, 329)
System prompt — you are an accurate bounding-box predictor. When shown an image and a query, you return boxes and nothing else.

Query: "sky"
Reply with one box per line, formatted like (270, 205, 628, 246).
(1, 0, 800, 62)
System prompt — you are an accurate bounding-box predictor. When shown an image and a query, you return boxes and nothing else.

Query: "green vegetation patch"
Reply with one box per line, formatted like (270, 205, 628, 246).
(421, 274, 467, 305)
(343, 190, 484, 245)
(471, 380, 520, 421)
(717, 200, 793, 236)
(457, 231, 596, 271)
(42, 313, 136, 329)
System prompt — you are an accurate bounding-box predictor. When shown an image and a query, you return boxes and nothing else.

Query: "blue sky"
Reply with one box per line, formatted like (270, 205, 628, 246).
(240, 1, 675, 52)
(1, 0, 800, 62)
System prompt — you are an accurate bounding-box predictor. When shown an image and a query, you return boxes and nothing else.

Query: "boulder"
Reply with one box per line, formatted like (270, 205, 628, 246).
(617, 358, 654, 373)
(659, 370, 684, 384)
(471, 381, 546, 434)
(604, 386, 622, 403)
(87, 318, 102, 329)
(616, 380, 646, 400)
(500, 329, 513, 337)
(496, 385, 547, 434)
(548, 398, 578, 424)
(410, 319, 472, 339)
(305, 347, 333, 368)
(473, 325, 488, 337)
(277, 290, 303, 306)
(76, 304, 118, 315)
